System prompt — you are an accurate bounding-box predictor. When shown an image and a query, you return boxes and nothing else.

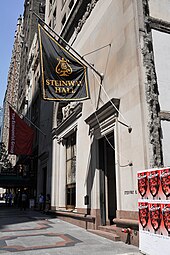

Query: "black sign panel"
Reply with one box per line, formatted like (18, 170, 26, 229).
(38, 24, 90, 101)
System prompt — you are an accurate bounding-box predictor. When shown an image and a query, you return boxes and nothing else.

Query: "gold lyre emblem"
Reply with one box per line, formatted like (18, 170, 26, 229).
(55, 57, 72, 76)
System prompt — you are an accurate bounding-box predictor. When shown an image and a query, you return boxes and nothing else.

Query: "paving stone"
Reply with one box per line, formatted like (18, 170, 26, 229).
(0, 203, 142, 255)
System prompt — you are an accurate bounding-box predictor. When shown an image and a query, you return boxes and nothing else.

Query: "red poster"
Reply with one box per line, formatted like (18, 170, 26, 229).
(138, 169, 170, 255)
(161, 203, 170, 237)
(138, 168, 170, 200)
(148, 169, 160, 200)
(138, 201, 149, 231)
(148, 202, 162, 235)
(8, 106, 34, 155)
(160, 168, 170, 200)
(138, 170, 149, 199)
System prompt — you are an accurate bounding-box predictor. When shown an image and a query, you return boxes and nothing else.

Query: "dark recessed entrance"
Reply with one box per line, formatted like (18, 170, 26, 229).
(99, 133, 117, 225)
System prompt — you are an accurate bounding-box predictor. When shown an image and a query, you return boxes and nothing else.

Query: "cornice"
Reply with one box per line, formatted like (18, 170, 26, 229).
(61, 0, 99, 42)
(52, 103, 82, 138)
(74, 0, 99, 37)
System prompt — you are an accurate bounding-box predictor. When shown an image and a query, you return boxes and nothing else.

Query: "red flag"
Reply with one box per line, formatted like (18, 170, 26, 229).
(8, 106, 34, 155)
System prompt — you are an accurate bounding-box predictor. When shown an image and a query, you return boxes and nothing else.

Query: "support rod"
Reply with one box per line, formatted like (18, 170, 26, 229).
(82, 43, 111, 58)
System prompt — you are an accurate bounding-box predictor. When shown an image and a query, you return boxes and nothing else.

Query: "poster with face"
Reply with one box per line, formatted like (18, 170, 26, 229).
(138, 170, 149, 199)
(161, 203, 170, 237)
(148, 202, 162, 234)
(160, 168, 170, 200)
(148, 170, 160, 200)
(138, 168, 170, 200)
(138, 201, 149, 231)
(138, 169, 170, 255)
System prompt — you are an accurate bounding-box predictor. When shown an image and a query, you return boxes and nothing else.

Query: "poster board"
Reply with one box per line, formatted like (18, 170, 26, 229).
(138, 167, 170, 255)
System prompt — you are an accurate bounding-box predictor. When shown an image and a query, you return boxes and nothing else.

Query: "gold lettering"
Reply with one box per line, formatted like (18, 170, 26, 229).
(54, 87, 75, 94)
(66, 88, 70, 93)
(61, 81, 68, 86)
(46, 79, 82, 88)
(71, 88, 75, 93)
(51, 80, 56, 86)
(62, 88, 67, 93)
(76, 81, 82, 86)
(55, 87, 61, 93)
(46, 79, 50, 85)
(67, 81, 75, 86)
(54, 80, 60, 86)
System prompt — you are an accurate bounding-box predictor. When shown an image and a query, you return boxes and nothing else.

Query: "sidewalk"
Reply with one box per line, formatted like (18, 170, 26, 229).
(0, 204, 142, 255)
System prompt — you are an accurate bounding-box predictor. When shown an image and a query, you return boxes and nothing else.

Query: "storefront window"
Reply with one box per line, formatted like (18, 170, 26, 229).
(66, 132, 76, 208)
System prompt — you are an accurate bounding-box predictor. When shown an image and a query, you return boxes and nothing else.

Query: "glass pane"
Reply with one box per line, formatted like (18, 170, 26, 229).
(67, 188, 70, 205)
(161, 121, 170, 166)
(66, 133, 76, 191)
(66, 159, 76, 184)
(66, 144, 72, 160)
(66, 185, 76, 207)
(66, 160, 72, 184)
(152, 30, 170, 111)
(71, 159, 76, 182)
(71, 187, 76, 205)
(72, 143, 76, 157)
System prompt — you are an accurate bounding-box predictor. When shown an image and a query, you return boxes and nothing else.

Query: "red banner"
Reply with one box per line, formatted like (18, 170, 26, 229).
(8, 106, 34, 155)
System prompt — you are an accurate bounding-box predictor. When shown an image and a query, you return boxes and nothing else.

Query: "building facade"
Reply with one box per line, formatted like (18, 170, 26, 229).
(2, 0, 170, 246)
(1, 0, 45, 192)
(15, 0, 45, 195)
(0, 107, 3, 140)
(1, 16, 23, 167)
(18, 0, 45, 115)
(41, 0, 170, 245)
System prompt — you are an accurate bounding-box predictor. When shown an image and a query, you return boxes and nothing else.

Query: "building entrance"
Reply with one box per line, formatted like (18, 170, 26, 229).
(99, 133, 117, 225)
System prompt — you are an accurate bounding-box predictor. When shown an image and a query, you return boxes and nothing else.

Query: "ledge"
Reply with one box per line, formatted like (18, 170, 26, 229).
(50, 210, 95, 222)
(113, 218, 139, 230)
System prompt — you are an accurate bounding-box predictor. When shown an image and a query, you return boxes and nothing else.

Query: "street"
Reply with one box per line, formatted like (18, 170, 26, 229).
(0, 203, 142, 255)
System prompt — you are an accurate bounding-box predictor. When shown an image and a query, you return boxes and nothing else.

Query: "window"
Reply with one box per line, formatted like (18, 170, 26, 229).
(69, 0, 74, 10)
(39, 3, 45, 14)
(61, 13, 66, 26)
(49, 0, 52, 14)
(161, 121, 170, 166)
(152, 30, 170, 111)
(62, 0, 66, 8)
(152, 29, 170, 166)
(66, 132, 76, 209)
(52, 8, 56, 29)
